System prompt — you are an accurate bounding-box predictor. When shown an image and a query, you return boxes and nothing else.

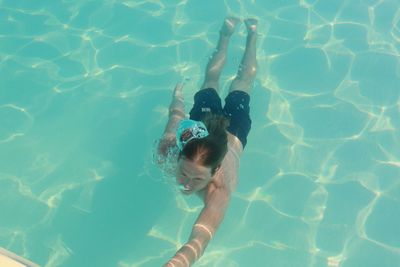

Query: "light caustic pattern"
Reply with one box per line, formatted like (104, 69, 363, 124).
(0, 0, 400, 266)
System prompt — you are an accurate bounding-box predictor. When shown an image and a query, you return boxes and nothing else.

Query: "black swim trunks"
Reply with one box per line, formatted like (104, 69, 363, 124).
(189, 88, 251, 148)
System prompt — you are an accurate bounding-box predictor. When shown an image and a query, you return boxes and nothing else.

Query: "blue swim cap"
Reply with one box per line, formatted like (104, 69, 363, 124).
(176, 119, 209, 151)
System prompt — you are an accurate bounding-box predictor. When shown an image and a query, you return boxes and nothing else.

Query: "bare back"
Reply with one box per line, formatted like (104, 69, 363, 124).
(196, 132, 243, 202)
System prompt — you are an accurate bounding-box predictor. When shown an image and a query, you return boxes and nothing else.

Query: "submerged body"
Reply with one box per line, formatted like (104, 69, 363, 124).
(157, 17, 258, 267)
(158, 112, 243, 267)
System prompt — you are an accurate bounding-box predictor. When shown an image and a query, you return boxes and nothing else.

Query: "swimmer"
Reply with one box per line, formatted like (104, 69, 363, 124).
(157, 17, 258, 267)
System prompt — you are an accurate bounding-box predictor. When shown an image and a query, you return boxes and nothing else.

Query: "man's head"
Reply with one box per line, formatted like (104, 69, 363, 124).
(176, 136, 225, 194)
(176, 156, 220, 194)
(175, 114, 229, 194)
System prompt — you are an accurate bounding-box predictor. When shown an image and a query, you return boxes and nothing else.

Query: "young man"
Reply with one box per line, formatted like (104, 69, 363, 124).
(157, 17, 258, 267)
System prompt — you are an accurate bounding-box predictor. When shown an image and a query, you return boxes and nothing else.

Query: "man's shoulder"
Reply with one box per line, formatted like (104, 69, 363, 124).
(157, 134, 177, 156)
(226, 132, 243, 158)
(203, 180, 231, 207)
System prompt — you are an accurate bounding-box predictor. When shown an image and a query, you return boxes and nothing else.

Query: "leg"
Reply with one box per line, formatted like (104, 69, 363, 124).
(228, 18, 258, 94)
(200, 17, 240, 92)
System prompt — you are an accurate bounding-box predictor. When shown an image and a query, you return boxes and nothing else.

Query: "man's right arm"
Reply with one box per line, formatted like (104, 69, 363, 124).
(158, 83, 186, 157)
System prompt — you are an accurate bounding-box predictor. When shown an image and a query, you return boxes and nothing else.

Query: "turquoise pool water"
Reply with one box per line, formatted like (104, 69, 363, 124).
(1, 0, 400, 266)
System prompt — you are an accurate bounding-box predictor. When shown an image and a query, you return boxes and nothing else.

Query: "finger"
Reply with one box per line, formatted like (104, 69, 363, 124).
(174, 83, 184, 98)
(174, 82, 184, 91)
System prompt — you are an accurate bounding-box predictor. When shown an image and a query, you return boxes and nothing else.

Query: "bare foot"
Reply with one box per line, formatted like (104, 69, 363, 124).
(220, 17, 241, 36)
(244, 18, 258, 34)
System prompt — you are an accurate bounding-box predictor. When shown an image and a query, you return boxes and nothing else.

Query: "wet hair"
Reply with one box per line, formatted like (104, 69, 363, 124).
(178, 113, 230, 175)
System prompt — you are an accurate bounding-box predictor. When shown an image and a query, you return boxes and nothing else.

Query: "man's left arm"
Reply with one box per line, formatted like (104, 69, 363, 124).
(164, 187, 230, 267)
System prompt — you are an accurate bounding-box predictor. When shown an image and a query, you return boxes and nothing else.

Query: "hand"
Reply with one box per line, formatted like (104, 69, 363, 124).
(162, 261, 177, 267)
(173, 82, 184, 100)
(163, 257, 185, 267)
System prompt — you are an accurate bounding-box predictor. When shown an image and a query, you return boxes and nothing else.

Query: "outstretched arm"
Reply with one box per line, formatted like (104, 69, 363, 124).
(164, 187, 230, 267)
